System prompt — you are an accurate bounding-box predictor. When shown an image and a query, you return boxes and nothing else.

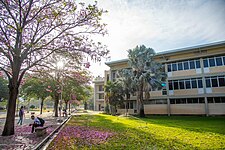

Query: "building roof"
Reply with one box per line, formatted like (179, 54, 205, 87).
(105, 40, 225, 66)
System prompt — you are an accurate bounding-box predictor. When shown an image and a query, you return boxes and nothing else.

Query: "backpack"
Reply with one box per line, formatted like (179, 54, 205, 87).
(37, 117, 45, 125)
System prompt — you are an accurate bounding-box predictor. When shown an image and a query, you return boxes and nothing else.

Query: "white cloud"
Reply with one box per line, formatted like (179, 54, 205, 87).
(87, 0, 225, 77)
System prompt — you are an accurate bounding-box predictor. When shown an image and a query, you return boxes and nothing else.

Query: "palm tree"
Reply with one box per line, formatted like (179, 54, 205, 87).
(128, 45, 166, 117)
(118, 69, 134, 116)
(104, 81, 124, 115)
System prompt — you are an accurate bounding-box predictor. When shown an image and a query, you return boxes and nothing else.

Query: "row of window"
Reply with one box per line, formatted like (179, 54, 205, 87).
(169, 78, 203, 90)
(203, 56, 225, 68)
(144, 97, 225, 104)
(167, 59, 200, 72)
(169, 76, 225, 90)
(145, 99, 167, 104)
(205, 76, 225, 87)
(167, 56, 225, 72)
(207, 97, 225, 103)
(170, 98, 205, 104)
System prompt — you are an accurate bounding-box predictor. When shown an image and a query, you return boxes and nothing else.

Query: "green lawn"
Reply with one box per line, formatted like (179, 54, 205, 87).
(48, 114, 225, 150)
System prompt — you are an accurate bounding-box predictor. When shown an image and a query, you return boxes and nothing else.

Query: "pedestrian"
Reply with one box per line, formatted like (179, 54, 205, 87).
(29, 115, 45, 133)
(17, 106, 25, 125)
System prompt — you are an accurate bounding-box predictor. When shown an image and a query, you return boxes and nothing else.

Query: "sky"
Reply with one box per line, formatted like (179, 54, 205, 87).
(86, 0, 225, 77)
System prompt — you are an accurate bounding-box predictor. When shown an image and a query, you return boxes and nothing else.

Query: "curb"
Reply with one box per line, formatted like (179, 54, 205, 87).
(33, 116, 72, 150)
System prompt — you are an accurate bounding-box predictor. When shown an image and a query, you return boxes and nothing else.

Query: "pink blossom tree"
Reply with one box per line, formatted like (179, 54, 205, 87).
(0, 0, 109, 136)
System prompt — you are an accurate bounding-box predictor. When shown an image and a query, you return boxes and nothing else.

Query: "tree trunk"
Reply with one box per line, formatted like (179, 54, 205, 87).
(40, 98, 44, 115)
(54, 93, 59, 117)
(139, 82, 145, 117)
(2, 86, 18, 136)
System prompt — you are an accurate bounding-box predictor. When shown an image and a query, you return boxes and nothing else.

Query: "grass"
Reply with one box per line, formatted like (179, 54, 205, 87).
(47, 114, 225, 150)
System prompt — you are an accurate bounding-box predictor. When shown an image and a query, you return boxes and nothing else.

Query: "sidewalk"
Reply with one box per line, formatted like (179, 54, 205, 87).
(0, 111, 68, 150)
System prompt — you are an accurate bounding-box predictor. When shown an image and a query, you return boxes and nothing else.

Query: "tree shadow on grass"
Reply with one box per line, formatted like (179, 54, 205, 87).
(66, 114, 204, 150)
(141, 116, 225, 135)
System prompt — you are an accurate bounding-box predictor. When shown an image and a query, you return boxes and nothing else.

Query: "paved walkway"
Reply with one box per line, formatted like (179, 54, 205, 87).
(0, 111, 69, 150)
(0, 109, 101, 150)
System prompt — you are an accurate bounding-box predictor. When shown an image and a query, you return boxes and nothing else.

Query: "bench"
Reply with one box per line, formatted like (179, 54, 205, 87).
(35, 126, 48, 136)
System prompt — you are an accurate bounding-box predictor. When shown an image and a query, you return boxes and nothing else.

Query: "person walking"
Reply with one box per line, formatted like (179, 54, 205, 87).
(17, 106, 25, 125)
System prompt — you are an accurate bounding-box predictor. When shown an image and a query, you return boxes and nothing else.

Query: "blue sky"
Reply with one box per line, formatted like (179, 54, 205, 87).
(87, 0, 225, 77)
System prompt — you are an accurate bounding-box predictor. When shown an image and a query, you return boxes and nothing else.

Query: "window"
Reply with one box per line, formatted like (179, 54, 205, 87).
(184, 61, 189, 70)
(198, 79, 203, 88)
(162, 89, 167, 95)
(178, 62, 183, 70)
(99, 85, 104, 91)
(214, 97, 221, 103)
(167, 64, 171, 72)
(209, 58, 215, 67)
(211, 77, 218, 87)
(185, 80, 191, 89)
(216, 57, 223, 66)
(223, 56, 225, 65)
(195, 60, 201, 68)
(199, 98, 205, 103)
(218, 76, 225, 86)
(172, 63, 177, 71)
(170, 99, 175, 104)
(205, 78, 211, 88)
(207, 97, 214, 103)
(99, 93, 104, 99)
(179, 80, 185, 89)
(174, 80, 179, 90)
(169, 81, 173, 90)
(191, 79, 197, 88)
(203, 59, 208, 68)
(190, 60, 195, 69)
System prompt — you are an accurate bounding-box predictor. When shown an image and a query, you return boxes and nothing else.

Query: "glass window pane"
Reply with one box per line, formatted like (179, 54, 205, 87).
(169, 81, 173, 90)
(187, 98, 193, 103)
(209, 58, 215, 67)
(184, 61, 189, 70)
(174, 81, 179, 90)
(216, 57, 223, 66)
(205, 78, 211, 87)
(198, 79, 203, 88)
(170, 99, 175, 104)
(185, 80, 191, 89)
(223, 57, 225, 65)
(190, 61, 195, 69)
(180, 99, 186, 104)
(221, 97, 225, 103)
(191, 79, 197, 88)
(218, 77, 225, 87)
(167, 64, 171, 72)
(207, 97, 214, 103)
(214, 97, 221, 103)
(199, 98, 205, 103)
(178, 62, 183, 70)
(176, 99, 181, 104)
(193, 98, 198, 103)
(179, 80, 185, 89)
(195, 60, 201, 68)
(203, 59, 208, 68)
(172, 63, 177, 71)
(211, 78, 218, 87)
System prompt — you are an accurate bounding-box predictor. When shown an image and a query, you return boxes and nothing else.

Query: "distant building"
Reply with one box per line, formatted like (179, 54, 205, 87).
(92, 76, 105, 111)
(104, 41, 225, 116)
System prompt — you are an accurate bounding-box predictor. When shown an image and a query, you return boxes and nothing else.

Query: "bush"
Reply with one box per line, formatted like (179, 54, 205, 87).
(30, 105, 35, 109)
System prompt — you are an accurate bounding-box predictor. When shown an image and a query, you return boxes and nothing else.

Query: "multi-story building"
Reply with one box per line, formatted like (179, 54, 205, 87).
(93, 75, 105, 111)
(105, 41, 225, 115)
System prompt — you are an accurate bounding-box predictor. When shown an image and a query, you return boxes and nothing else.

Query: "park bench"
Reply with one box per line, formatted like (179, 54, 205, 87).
(35, 126, 48, 136)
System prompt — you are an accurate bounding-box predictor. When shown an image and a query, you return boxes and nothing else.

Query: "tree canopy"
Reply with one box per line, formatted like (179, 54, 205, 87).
(0, 0, 109, 136)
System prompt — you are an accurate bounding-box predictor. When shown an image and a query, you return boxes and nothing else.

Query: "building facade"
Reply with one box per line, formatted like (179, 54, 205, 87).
(105, 41, 225, 115)
(93, 76, 105, 111)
